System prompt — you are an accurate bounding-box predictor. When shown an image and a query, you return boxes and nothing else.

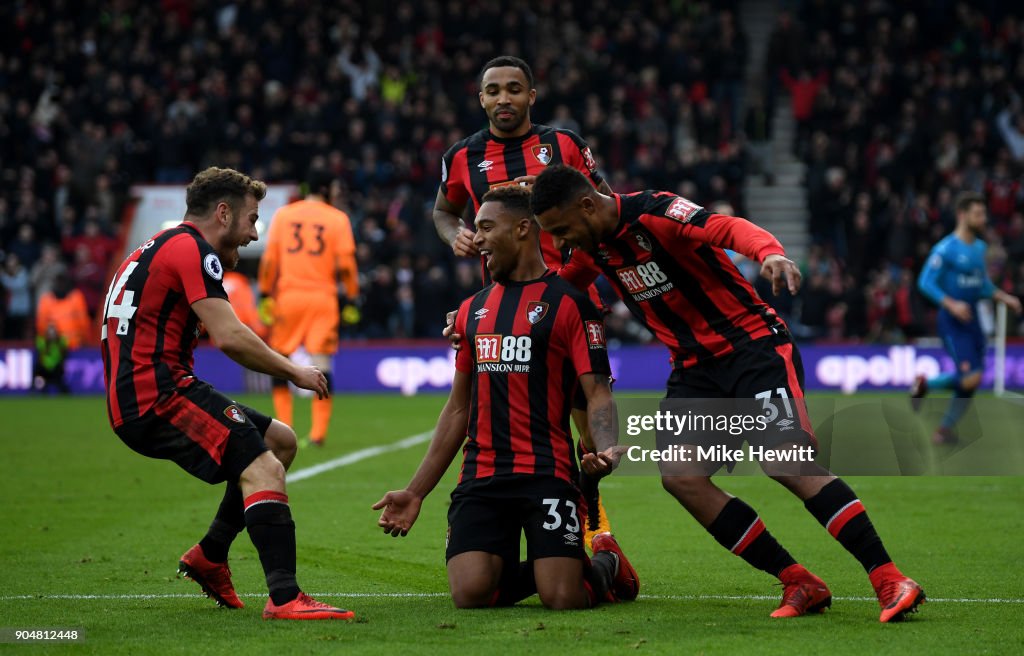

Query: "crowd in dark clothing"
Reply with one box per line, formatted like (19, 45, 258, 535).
(770, 1, 1024, 340)
(0, 0, 749, 343)
(3, 1, 1019, 347)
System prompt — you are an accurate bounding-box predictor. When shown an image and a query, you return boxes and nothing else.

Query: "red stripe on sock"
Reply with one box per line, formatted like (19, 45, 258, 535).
(244, 490, 289, 510)
(826, 500, 864, 538)
(731, 518, 765, 554)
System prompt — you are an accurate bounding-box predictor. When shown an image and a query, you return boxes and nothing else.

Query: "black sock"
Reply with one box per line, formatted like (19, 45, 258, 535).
(244, 491, 300, 605)
(804, 479, 891, 573)
(577, 442, 602, 531)
(585, 552, 617, 606)
(707, 497, 796, 577)
(199, 483, 244, 563)
(491, 560, 537, 607)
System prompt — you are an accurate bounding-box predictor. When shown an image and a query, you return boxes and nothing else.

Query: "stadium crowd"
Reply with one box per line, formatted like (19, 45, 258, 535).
(1, 0, 1021, 349)
(771, 1, 1024, 340)
(0, 0, 746, 344)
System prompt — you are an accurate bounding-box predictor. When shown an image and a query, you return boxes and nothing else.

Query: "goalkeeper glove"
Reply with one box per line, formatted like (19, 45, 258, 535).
(258, 297, 275, 326)
(341, 302, 361, 326)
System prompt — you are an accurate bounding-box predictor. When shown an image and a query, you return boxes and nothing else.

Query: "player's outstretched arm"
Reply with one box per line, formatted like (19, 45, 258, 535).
(192, 297, 328, 398)
(578, 373, 625, 477)
(433, 189, 478, 257)
(677, 211, 799, 294)
(373, 370, 472, 536)
(994, 289, 1023, 314)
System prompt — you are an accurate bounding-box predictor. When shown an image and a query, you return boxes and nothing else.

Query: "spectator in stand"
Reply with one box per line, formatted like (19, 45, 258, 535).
(30, 244, 68, 305)
(787, 2, 1024, 341)
(35, 273, 91, 350)
(995, 98, 1024, 162)
(0, 0, 754, 341)
(984, 161, 1021, 225)
(8, 224, 42, 271)
(61, 219, 119, 273)
(69, 242, 107, 318)
(1, 254, 32, 340)
(780, 67, 828, 157)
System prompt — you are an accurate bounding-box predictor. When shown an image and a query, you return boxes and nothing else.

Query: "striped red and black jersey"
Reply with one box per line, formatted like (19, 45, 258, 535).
(563, 191, 787, 369)
(452, 271, 610, 486)
(441, 124, 604, 283)
(101, 222, 229, 428)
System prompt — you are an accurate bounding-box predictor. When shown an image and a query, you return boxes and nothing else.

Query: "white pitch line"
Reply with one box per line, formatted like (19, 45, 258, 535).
(287, 431, 433, 483)
(1, 592, 1021, 604)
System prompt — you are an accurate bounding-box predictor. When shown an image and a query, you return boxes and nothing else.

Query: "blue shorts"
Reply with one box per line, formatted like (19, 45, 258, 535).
(937, 309, 985, 376)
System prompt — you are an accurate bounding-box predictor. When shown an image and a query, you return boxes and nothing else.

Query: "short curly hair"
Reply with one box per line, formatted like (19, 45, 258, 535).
(479, 56, 534, 88)
(185, 167, 267, 216)
(530, 164, 593, 216)
(480, 183, 533, 218)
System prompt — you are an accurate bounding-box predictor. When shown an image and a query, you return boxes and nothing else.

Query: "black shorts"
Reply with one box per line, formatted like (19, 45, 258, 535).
(446, 476, 586, 562)
(115, 380, 272, 484)
(660, 332, 817, 462)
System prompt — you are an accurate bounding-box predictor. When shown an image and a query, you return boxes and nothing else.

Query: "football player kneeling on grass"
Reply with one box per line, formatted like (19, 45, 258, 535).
(374, 185, 638, 608)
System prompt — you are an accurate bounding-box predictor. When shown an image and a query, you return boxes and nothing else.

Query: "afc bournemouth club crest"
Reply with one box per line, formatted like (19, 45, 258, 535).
(224, 405, 247, 424)
(532, 144, 553, 166)
(526, 301, 549, 325)
(635, 233, 653, 251)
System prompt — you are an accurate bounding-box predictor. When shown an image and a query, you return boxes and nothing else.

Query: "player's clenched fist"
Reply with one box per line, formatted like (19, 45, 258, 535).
(451, 227, 479, 257)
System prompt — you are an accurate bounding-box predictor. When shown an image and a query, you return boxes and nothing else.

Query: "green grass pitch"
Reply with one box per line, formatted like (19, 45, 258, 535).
(0, 393, 1021, 654)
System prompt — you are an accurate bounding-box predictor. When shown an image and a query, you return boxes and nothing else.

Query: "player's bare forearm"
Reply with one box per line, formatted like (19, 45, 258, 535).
(587, 398, 618, 454)
(433, 208, 462, 247)
(194, 297, 297, 380)
(405, 410, 466, 498)
(582, 374, 618, 453)
(405, 372, 471, 498)
(218, 324, 298, 380)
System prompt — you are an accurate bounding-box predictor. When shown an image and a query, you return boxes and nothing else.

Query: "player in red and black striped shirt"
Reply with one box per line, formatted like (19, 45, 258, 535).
(432, 56, 608, 266)
(101, 167, 351, 620)
(433, 55, 616, 548)
(376, 186, 638, 609)
(531, 165, 925, 623)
